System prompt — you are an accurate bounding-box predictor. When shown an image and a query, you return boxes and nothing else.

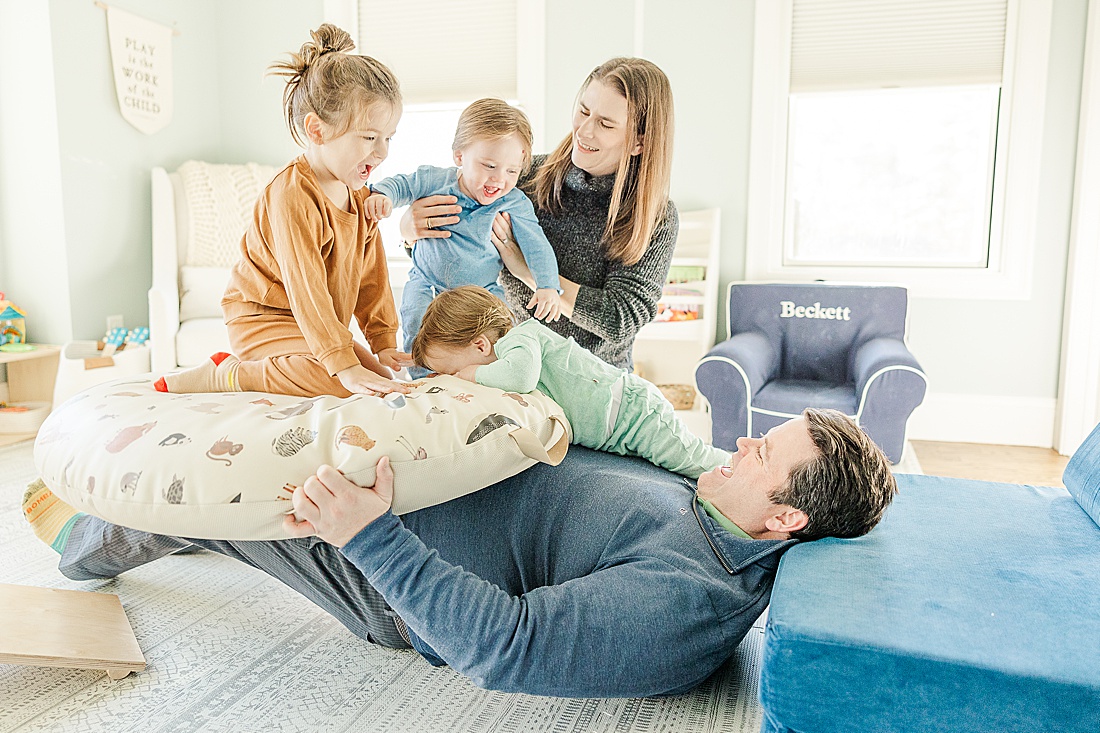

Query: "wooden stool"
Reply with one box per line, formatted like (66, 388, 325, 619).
(0, 583, 145, 680)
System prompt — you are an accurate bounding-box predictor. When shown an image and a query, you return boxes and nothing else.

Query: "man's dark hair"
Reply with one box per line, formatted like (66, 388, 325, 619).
(770, 408, 897, 541)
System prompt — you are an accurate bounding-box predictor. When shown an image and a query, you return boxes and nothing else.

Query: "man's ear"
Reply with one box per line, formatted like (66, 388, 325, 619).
(630, 134, 644, 157)
(303, 112, 326, 145)
(453, 149, 464, 167)
(764, 507, 808, 535)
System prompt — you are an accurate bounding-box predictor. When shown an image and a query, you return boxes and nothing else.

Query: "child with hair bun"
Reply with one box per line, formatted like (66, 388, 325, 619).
(365, 99, 562, 376)
(156, 24, 412, 398)
(412, 286, 729, 479)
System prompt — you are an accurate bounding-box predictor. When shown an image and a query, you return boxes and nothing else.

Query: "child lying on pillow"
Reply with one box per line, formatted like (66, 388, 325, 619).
(411, 286, 729, 479)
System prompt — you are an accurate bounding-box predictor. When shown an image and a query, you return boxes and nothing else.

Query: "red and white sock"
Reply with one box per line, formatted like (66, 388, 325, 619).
(154, 352, 241, 393)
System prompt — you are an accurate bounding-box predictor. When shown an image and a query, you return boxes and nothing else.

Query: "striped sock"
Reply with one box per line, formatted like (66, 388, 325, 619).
(22, 480, 84, 554)
(155, 352, 241, 393)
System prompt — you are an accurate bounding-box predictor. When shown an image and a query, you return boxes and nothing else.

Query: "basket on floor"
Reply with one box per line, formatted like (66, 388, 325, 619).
(657, 383, 696, 411)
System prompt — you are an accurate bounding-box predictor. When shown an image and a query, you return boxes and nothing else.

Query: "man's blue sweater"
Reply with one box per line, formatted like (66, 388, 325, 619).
(341, 447, 793, 698)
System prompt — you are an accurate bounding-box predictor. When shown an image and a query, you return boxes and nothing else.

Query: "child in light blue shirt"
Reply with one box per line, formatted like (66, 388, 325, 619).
(366, 99, 562, 374)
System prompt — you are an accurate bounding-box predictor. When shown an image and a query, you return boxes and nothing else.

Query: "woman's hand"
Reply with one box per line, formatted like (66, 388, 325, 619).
(491, 212, 536, 289)
(284, 459, 394, 547)
(337, 364, 411, 396)
(377, 348, 414, 371)
(399, 195, 462, 242)
(528, 288, 562, 322)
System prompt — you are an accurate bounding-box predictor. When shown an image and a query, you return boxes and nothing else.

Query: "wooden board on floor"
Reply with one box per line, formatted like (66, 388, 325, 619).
(0, 583, 145, 679)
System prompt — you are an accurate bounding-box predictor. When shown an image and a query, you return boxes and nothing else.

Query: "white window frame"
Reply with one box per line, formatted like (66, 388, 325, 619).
(745, 0, 1053, 300)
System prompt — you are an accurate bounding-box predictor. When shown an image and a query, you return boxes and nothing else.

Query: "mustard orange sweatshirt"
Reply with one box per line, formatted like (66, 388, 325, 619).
(222, 156, 399, 376)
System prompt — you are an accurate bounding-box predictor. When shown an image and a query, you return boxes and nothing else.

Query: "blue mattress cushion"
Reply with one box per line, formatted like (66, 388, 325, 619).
(759, 474, 1100, 733)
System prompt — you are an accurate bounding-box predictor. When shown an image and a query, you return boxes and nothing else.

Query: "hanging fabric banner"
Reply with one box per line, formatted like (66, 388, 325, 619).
(105, 4, 173, 135)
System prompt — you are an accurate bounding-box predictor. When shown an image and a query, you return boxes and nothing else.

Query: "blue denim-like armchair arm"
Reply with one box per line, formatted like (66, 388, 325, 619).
(695, 332, 779, 451)
(705, 332, 780, 395)
(852, 337, 923, 396)
(851, 337, 928, 463)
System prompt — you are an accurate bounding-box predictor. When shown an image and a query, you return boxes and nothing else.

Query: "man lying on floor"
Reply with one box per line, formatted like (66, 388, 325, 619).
(26, 407, 895, 698)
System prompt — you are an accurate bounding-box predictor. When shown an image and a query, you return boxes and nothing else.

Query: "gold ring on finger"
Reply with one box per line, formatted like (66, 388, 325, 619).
(426, 217, 435, 229)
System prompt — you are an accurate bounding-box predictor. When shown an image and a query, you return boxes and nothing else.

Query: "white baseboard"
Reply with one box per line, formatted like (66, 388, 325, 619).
(906, 392, 1056, 448)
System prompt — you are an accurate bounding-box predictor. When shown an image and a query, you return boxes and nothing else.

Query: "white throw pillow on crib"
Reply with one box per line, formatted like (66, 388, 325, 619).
(35, 375, 570, 540)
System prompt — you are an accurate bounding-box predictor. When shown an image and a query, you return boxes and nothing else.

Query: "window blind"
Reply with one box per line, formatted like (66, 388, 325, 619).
(357, 0, 517, 105)
(790, 0, 1008, 92)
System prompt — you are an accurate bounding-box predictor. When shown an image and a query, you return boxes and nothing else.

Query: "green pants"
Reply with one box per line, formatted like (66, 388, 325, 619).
(595, 375, 729, 480)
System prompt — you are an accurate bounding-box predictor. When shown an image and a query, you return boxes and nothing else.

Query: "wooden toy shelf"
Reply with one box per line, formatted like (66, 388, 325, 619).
(0, 344, 60, 447)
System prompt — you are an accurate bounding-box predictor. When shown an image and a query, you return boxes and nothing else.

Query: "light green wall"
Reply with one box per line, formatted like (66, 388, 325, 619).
(542, 0, 634, 144)
(215, 0, 321, 166)
(13, 0, 322, 343)
(640, 0, 754, 322)
(48, 0, 223, 340)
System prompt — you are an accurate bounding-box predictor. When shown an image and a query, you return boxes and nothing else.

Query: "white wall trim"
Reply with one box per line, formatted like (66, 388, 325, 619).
(516, 0, 547, 150)
(632, 0, 645, 57)
(907, 392, 1056, 448)
(745, 0, 1052, 301)
(0, 0, 73, 345)
(1055, 0, 1100, 457)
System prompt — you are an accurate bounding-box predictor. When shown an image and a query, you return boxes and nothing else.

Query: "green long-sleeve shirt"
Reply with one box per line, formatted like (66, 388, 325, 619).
(474, 319, 626, 448)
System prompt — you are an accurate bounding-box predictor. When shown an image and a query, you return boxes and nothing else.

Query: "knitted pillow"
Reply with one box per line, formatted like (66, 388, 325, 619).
(176, 161, 278, 268)
(35, 375, 570, 540)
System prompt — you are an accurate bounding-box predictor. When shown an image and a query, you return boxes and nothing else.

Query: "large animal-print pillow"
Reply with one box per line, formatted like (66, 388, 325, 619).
(35, 375, 570, 540)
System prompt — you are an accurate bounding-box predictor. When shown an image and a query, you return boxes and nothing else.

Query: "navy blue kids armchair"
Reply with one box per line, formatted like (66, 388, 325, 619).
(694, 283, 927, 463)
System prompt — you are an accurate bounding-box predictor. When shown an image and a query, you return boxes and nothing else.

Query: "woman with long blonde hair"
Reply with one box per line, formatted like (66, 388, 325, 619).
(402, 57, 676, 370)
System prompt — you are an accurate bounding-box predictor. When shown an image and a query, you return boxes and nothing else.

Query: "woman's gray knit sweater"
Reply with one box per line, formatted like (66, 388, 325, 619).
(500, 156, 679, 370)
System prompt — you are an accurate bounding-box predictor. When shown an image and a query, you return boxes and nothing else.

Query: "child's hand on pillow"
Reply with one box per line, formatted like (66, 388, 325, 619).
(528, 288, 563, 322)
(377, 348, 414, 371)
(365, 193, 393, 220)
(337, 364, 410, 396)
(454, 365, 479, 383)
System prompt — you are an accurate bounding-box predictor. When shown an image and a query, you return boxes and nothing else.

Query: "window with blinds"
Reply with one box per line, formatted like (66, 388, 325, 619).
(356, 0, 518, 105)
(789, 0, 1007, 92)
(783, 0, 1008, 268)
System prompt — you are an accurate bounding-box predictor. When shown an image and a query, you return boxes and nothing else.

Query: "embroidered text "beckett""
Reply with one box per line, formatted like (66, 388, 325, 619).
(780, 301, 851, 320)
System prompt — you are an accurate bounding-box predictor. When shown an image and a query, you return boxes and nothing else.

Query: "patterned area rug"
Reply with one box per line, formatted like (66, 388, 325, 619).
(1, 439, 922, 732)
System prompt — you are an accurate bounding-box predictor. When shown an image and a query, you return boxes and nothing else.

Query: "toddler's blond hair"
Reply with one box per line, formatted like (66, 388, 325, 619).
(452, 98, 533, 169)
(411, 287, 515, 369)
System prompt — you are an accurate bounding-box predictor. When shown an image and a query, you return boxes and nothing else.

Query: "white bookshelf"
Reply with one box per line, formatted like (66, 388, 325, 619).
(633, 208, 722, 442)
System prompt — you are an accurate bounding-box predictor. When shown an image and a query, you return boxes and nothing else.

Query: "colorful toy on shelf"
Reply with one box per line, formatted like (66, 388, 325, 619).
(655, 302, 701, 322)
(0, 292, 27, 346)
(125, 327, 150, 346)
(665, 265, 706, 284)
(101, 327, 128, 357)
